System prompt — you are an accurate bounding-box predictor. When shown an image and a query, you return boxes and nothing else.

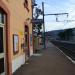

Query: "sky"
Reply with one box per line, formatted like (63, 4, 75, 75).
(36, 0, 75, 31)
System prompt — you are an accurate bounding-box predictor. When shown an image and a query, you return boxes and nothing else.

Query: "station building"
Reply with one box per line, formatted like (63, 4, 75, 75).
(0, 0, 33, 75)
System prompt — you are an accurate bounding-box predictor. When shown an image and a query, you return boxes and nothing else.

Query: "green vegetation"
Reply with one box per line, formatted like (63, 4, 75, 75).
(58, 29, 73, 40)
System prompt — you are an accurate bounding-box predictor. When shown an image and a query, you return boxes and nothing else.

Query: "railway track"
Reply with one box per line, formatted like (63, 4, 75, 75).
(50, 40, 75, 60)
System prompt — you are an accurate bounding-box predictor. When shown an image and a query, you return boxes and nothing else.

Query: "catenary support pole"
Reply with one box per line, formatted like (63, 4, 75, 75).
(42, 2, 46, 49)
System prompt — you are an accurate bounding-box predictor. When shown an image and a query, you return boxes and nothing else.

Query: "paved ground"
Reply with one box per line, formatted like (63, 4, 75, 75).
(13, 42, 75, 75)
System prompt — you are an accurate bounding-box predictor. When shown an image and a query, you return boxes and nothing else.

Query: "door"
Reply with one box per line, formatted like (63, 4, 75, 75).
(25, 25, 30, 61)
(0, 27, 5, 75)
(0, 9, 5, 75)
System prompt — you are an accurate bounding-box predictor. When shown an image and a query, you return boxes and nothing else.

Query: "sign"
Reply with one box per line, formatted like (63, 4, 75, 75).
(13, 34, 19, 54)
(19, 31, 24, 35)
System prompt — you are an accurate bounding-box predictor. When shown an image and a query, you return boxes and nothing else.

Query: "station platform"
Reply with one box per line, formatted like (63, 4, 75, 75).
(13, 42, 75, 75)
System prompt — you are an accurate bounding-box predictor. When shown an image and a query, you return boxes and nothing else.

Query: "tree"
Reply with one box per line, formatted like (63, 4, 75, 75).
(33, 7, 43, 35)
(58, 32, 65, 40)
(58, 29, 73, 40)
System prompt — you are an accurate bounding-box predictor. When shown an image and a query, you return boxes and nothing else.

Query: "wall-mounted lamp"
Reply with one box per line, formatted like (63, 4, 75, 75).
(26, 18, 31, 21)
(26, 18, 32, 23)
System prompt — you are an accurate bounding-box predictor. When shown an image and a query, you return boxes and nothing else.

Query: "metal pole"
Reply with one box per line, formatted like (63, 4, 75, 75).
(42, 2, 46, 49)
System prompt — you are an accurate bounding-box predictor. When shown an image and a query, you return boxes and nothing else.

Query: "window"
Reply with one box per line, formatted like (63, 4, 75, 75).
(0, 12, 5, 24)
(25, 34, 28, 47)
(0, 27, 3, 53)
(24, 0, 29, 12)
(25, 0, 28, 5)
(0, 13, 2, 23)
(24, 26, 29, 47)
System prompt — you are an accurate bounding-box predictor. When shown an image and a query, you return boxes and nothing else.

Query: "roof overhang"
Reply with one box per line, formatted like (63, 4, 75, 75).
(31, 19, 43, 24)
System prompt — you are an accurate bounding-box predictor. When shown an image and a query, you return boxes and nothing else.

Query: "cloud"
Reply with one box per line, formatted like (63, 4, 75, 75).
(36, 0, 75, 31)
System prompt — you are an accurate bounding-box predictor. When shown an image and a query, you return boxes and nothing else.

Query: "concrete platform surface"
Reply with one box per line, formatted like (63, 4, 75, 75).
(13, 43, 75, 75)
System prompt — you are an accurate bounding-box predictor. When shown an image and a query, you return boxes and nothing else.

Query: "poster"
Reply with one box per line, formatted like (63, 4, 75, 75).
(13, 34, 19, 54)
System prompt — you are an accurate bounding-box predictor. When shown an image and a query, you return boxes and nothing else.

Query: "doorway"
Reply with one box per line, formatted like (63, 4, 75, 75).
(25, 25, 30, 60)
(0, 27, 5, 75)
(0, 9, 6, 75)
